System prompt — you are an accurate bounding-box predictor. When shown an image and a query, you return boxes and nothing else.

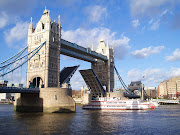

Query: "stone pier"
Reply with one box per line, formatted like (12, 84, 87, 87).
(14, 88, 75, 113)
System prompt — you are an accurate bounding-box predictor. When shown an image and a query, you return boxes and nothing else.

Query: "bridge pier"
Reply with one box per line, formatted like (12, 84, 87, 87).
(14, 93, 43, 112)
(14, 88, 75, 113)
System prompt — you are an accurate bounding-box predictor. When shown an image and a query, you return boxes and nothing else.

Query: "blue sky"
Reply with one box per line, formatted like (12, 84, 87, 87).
(1, 0, 180, 90)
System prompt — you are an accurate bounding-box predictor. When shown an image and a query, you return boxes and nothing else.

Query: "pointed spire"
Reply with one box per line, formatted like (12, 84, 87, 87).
(29, 17, 33, 29)
(43, 6, 48, 15)
(47, 9, 51, 23)
(28, 17, 33, 33)
(91, 44, 94, 51)
(107, 40, 109, 48)
(58, 15, 61, 28)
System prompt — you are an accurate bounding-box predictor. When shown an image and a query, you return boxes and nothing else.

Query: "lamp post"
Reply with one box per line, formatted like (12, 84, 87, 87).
(141, 83, 144, 101)
(141, 76, 145, 101)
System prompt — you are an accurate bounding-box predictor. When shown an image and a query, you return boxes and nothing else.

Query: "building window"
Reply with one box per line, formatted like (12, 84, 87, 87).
(55, 95, 57, 100)
(42, 23, 44, 29)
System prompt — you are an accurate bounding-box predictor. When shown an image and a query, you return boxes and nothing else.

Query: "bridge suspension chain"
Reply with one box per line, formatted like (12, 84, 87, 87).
(114, 66, 134, 95)
(0, 46, 28, 65)
(0, 41, 46, 77)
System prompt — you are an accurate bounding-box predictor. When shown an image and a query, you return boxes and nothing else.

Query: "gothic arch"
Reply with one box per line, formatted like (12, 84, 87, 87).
(29, 75, 44, 88)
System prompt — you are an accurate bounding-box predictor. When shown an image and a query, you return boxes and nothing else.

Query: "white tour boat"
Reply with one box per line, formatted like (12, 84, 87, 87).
(83, 97, 156, 110)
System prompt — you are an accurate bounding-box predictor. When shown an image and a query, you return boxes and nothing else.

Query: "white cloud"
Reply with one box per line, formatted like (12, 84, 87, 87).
(0, 12, 8, 29)
(160, 9, 168, 17)
(169, 67, 180, 76)
(128, 67, 180, 86)
(150, 19, 160, 30)
(128, 68, 161, 82)
(62, 27, 130, 59)
(149, 19, 153, 24)
(4, 21, 29, 47)
(166, 49, 180, 61)
(132, 19, 140, 28)
(149, 9, 170, 31)
(131, 46, 165, 58)
(85, 5, 107, 23)
(130, 0, 172, 17)
(130, 1, 173, 30)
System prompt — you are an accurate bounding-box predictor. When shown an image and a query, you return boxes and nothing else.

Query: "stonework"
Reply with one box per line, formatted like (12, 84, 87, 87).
(14, 88, 75, 113)
(39, 88, 75, 112)
(26, 8, 61, 88)
(91, 39, 114, 92)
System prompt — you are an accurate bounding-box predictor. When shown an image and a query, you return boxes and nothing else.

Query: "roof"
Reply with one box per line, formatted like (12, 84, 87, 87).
(129, 81, 142, 86)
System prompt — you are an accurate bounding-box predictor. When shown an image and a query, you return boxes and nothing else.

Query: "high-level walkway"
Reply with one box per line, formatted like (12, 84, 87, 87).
(61, 39, 108, 63)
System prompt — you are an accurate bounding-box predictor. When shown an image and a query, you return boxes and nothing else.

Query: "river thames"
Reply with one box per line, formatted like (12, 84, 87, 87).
(0, 104, 180, 135)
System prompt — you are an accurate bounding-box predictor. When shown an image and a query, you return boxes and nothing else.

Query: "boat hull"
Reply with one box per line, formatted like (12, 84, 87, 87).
(83, 98, 156, 110)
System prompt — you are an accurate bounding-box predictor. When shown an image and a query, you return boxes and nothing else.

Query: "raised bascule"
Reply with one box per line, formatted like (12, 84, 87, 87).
(0, 8, 137, 113)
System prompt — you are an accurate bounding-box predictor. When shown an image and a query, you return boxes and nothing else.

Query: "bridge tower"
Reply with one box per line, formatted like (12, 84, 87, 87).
(14, 8, 75, 113)
(91, 39, 114, 93)
(26, 7, 61, 88)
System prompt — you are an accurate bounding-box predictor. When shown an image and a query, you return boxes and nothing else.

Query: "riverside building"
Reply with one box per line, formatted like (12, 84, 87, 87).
(158, 76, 180, 99)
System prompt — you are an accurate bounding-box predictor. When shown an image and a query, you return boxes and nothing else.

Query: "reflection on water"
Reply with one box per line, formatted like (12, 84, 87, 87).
(0, 104, 180, 135)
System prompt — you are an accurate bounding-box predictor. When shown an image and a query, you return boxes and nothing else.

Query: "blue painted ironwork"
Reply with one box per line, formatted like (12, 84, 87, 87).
(0, 46, 28, 65)
(91, 69, 106, 96)
(61, 48, 96, 63)
(0, 41, 46, 77)
(61, 39, 108, 61)
(114, 66, 134, 95)
(0, 43, 44, 70)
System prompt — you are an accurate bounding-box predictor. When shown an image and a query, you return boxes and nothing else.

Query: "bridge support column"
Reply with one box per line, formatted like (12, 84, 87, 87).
(14, 93, 43, 112)
(14, 88, 75, 113)
(40, 87, 75, 113)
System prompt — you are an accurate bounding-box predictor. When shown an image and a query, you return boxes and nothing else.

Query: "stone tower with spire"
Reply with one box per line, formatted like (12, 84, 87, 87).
(91, 39, 114, 93)
(26, 7, 61, 88)
(14, 8, 75, 113)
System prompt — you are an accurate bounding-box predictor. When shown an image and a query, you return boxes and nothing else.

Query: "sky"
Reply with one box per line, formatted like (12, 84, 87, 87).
(1, 0, 180, 90)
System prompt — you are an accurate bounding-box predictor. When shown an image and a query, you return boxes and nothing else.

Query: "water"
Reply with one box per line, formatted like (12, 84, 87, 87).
(0, 104, 180, 135)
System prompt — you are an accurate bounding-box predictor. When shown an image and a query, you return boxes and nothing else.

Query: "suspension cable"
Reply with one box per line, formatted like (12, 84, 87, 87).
(0, 43, 43, 70)
(0, 41, 46, 77)
(0, 46, 28, 65)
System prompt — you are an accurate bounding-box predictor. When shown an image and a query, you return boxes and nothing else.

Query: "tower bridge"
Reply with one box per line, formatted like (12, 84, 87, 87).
(0, 8, 115, 113)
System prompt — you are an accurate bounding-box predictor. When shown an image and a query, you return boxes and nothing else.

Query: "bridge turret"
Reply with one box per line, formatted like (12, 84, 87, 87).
(28, 17, 33, 34)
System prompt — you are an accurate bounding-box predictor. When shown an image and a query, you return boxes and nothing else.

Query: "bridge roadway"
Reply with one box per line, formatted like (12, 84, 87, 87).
(0, 87, 39, 93)
(60, 39, 108, 63)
